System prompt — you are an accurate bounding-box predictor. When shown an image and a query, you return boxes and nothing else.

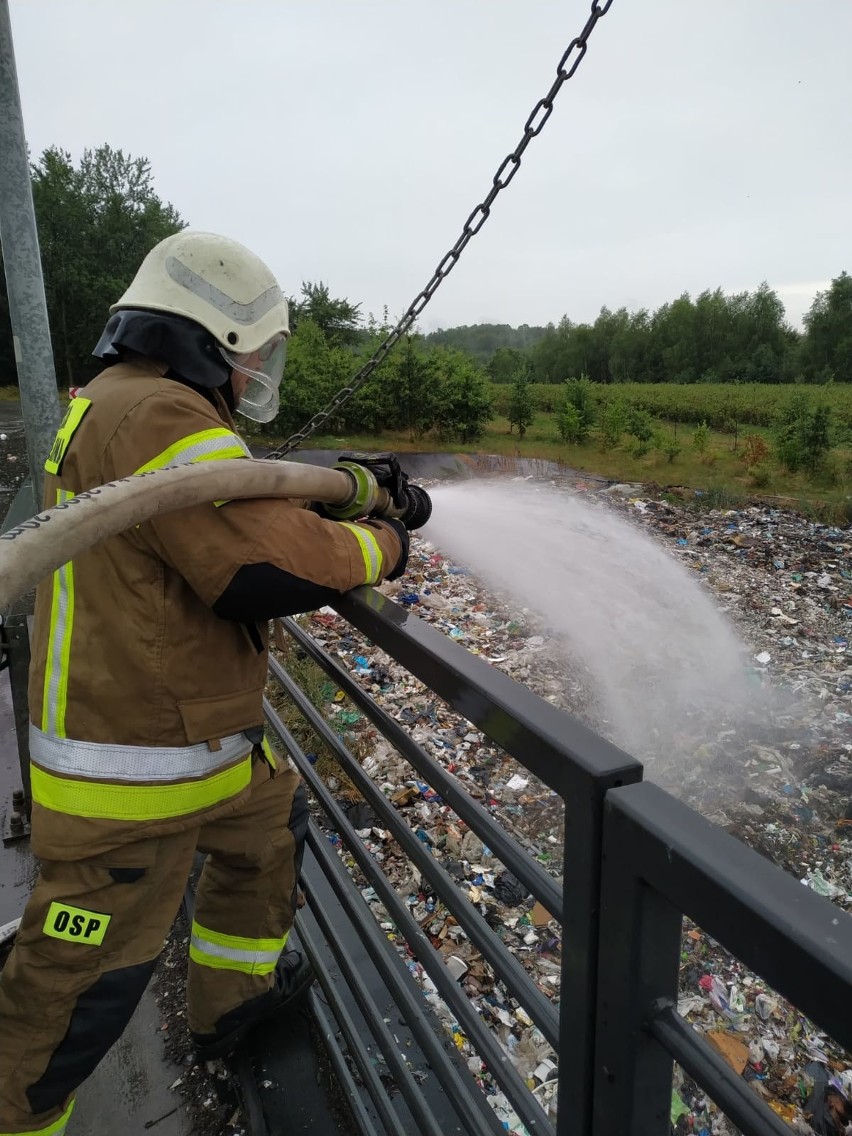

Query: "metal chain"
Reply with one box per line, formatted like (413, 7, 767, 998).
(268, 0, 613, 458)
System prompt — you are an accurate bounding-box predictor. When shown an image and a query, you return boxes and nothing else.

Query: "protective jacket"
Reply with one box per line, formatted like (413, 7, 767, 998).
(27, 360, 404, 859)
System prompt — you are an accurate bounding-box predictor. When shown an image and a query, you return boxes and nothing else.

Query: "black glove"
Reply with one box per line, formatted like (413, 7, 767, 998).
(383, 518, 410, 580)
(398, 484, 432, 531)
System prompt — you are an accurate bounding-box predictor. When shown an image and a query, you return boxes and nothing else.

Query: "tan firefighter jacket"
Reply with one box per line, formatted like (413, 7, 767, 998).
(28, 361, 404, 858)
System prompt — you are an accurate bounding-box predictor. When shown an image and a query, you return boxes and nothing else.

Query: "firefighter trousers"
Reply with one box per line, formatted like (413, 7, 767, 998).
(0, 758, 307, 1135)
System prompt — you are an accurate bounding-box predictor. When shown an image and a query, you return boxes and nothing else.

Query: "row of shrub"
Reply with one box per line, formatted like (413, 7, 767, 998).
(491, 381, 852, 431)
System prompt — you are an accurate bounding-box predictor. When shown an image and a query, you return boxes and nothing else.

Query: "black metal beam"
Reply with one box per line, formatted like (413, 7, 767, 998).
(4, 614, 30, 806)
(306, 825, 507, 1136)
(604, 782, 852, 1052)
(307, 989, 384, 1136)
(301, 873, 445, 1136)
(280, 617, 563, 920)
(267, 704, 551, 1136)
(297, 839, 469, 1135)
(266, 668, 559, 1050)
(649, 1004, 794, 1136)
(593, 794, 683, 1136)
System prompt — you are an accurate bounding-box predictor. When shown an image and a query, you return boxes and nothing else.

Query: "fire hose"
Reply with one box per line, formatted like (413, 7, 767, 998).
(0, 452, 432, 611)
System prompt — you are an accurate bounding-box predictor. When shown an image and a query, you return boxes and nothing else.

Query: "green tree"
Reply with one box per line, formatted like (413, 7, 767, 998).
(801, 272, 852, 382)
(425, 323, 546, 362)
(28, 145, 185, 386)
(775, 393, 833, 472)
(432, 349, 492, 443)
(557, 403, 586, 444)
(271, 317, 354, 436)
(624, 406, 654, 443)
(488, 346, 529, 384)
(289, 281, 363, 347)
(564, 376, 596, 432)
(377, 334, 441, 440)
(691, 421, 710, 453)
(507, 374, 534, 436)
(599, 399, 626, 450)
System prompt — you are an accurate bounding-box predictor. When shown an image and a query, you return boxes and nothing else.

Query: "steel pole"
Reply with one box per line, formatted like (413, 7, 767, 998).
(0, 0, 60, 492)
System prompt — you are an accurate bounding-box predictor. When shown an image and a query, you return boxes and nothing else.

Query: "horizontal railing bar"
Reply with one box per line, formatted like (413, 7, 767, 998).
(280, 619, 564, 920)
(307, 990, 384, 1136)
(298, 907, 409, 1136)
(334, 589, 641, 797)
(232, 1046, 268, 1136)
(303, 885, 443, 1136)
(268, 704, 554, 1136)
(649, 1004, 794, 1136)
(266, 677, 560, 1049)
(605, 782, 852, 1053)
(306, 824, 507, 1136)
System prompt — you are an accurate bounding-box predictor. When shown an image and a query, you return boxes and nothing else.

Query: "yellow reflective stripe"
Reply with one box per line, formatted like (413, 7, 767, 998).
(42, 490, 75, 737)
(339, 523, 383, 585)
(30, 755, 252, 821)
(261, 736, 278, 770)
(45, 397, 91, 475)
(189, 919, 288, 975)
(134, 428, 250, 474)
(1, 1098, 75, 1136)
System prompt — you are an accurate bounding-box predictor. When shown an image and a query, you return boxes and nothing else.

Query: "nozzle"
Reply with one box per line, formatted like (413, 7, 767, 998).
(322, 461, 383, 521)
(323, 453, 432, 529)
(398, 484, 432, 529)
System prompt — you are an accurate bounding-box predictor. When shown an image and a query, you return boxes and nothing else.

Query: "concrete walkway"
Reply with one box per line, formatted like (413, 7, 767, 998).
(72, 992, 193, 1135)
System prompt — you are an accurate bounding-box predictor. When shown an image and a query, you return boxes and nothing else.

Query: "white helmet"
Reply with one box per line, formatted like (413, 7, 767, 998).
(111, 231, 289, 422)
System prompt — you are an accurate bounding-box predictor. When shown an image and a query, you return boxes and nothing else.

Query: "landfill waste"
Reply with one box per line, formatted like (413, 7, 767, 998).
(269, 470, 850, 1134)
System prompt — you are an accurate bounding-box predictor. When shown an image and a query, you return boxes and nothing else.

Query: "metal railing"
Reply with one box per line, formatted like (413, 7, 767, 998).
(263, 587, 852, 1136)
(595, 782, 852, 1136)
(3, 585, 850, 1134)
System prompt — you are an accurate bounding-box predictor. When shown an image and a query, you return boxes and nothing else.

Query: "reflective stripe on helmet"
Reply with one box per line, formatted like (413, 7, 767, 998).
(189, 920, 288, 975)
(164, 255, 284, 326)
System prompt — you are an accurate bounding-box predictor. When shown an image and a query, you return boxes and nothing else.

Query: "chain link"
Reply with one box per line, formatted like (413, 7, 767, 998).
(268, 0, 613, 458)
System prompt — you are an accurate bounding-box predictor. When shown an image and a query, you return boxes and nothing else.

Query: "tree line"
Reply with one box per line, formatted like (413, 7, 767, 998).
(2, 146, 850, 451)
(423, 322, 548, 362)
(485, 277, 852, 387)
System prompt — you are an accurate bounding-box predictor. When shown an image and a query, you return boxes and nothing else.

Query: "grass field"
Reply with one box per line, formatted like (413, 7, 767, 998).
(4, 380, 849, 517)
(260, 409, 852, 521)
(491, 382, 852, 430)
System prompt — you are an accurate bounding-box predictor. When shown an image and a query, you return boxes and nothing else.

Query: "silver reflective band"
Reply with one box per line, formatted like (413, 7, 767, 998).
(190, 932, 282, 968)
(165, 255, 284, 325)
(29, 724, 252, 782)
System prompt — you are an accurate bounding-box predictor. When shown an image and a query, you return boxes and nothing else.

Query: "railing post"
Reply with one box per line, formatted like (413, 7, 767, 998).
(592, 790, 683, 1136)
(556, 775, 617, 1136)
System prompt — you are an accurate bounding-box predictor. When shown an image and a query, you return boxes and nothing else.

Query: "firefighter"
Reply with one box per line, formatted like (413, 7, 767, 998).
(0, 231, 427, 1135)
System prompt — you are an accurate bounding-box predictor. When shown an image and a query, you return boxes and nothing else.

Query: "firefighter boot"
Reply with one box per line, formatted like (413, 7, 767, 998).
(191, 950, 314, 1059)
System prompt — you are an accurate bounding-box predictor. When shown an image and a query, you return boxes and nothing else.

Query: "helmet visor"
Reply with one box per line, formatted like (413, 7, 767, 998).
(221, 334, 287, 424)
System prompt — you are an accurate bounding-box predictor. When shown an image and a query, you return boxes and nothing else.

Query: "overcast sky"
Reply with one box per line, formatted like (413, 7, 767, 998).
(8, 0, 851, 332)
